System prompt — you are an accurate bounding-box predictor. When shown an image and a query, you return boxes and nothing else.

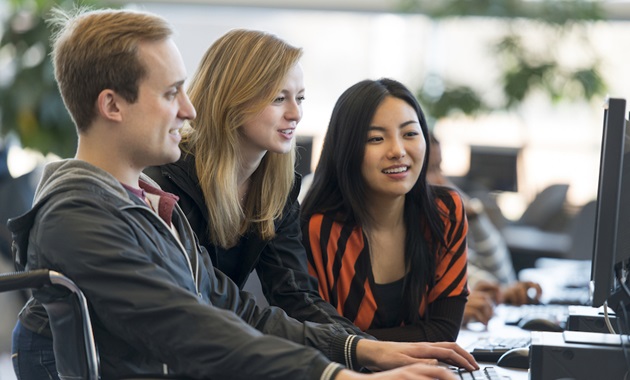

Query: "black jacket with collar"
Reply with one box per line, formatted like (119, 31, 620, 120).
(144, 151, 366, 336)
(10, 159, 356, 379)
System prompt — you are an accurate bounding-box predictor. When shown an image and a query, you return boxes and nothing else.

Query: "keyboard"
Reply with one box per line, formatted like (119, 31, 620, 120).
(451, 366, 508, 380)
(519, 258, 592, 306)
(500, 304, 569, 328)
(546, 286, 591, 306)
(469, 336, 531, 362)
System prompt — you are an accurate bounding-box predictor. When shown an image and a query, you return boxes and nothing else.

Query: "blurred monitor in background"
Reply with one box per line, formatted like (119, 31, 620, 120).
(466, 145, 520, 193)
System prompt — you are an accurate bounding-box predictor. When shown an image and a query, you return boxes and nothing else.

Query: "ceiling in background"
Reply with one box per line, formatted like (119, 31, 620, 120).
(131, 0, 630, 20)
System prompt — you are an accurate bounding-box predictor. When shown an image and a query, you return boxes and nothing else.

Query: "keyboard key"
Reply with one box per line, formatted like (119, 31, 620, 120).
(452, 366, 507, 380)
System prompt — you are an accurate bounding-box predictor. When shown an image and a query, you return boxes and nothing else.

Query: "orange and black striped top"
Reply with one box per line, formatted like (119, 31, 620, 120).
(303, 189, 469, 342)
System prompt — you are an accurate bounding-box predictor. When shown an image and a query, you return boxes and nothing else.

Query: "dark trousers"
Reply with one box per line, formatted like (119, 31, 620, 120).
(11, 320, 59, 380)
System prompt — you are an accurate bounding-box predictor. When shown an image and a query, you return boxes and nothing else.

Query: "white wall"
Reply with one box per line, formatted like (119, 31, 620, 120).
(132, 2, 630, 214)
(130, 3, 432, 146)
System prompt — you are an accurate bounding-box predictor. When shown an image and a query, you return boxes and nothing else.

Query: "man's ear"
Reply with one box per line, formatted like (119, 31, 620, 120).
(97, 89, 123, 122)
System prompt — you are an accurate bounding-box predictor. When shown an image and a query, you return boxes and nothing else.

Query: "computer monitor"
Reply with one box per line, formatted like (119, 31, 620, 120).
(466, 145, 520, 192)
(590, 97, 630, 312)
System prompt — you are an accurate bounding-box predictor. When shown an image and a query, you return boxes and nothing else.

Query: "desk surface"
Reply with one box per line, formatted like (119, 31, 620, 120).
(457, 317, 530, 380)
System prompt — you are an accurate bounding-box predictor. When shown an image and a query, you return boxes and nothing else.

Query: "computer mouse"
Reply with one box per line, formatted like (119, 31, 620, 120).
(518, 317, 564, 332)
(496, 347, 530, 369)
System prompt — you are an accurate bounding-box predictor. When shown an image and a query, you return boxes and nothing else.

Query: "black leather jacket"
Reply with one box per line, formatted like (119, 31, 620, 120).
(144, 152, 366, 336)
(10, 159, 357, 379)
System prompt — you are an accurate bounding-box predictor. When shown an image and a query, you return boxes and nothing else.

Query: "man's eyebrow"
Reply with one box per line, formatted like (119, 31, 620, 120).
(170, 79, 186, 88)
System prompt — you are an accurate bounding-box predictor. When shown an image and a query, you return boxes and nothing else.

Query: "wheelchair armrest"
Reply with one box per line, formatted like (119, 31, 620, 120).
(0, 269, 51, 292)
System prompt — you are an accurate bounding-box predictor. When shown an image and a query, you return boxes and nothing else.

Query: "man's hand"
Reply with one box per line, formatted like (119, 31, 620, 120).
(462, 290, 495, 325)
(355, 339, 479, 373)
(472, 280, 502, 304)
(473, 279, 543, 306)
(502, 281, 542, 305)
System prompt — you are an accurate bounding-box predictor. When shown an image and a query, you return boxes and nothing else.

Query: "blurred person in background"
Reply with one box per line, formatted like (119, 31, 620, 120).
(426, 133, 542, 325)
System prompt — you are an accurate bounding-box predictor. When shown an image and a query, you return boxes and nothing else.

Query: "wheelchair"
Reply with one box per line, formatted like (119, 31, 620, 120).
(0, 269, 194, 380)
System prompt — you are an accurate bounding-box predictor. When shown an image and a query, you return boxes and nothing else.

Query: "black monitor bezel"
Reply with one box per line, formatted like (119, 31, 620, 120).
(590, 97, 627, 308)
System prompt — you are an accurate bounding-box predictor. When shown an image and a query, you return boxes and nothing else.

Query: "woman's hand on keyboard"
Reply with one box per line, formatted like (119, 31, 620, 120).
(355, 340, 479, 373)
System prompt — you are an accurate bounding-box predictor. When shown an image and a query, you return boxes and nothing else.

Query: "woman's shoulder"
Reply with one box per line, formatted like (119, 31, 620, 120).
(145, 150, 196, 181)
(433, 186, 464, 205)
(304, 212, 365, 256)
(304, 211, 355, 231)
(277, 172, 302, 224)
(431, 186, 466, 221)
(288, 171, 302, 204)
(305, 211, 333, 226)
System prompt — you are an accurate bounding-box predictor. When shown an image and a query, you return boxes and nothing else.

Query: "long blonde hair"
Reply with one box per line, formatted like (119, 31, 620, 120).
(183, 29, 302, 248)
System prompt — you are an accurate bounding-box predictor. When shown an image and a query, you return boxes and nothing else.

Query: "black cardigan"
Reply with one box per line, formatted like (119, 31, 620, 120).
(144, 152, 367, 337)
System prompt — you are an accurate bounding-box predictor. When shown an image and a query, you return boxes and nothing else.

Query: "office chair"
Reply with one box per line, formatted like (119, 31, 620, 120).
(515, 183, 570, 231)
(566, 200, 597, 261)
(0, 269, 194, 380)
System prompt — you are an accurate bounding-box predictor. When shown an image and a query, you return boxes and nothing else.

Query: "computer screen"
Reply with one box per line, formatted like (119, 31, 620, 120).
(466, 145, 520, 192)
(590, 97, 630, 310)
(615, 128, 630, 266)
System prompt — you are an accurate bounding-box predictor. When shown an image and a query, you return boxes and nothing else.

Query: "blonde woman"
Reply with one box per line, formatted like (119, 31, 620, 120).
(145, 29, 364, 334)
